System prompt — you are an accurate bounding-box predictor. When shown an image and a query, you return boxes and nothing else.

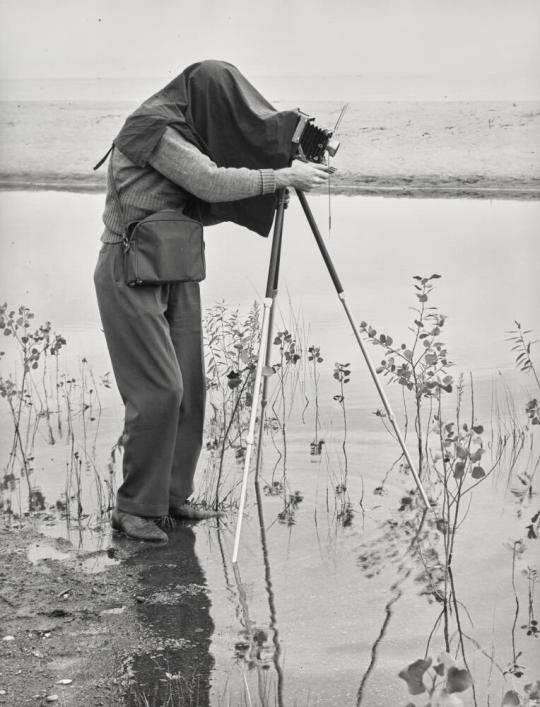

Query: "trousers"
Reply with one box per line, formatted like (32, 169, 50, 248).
(93, 243, 206, 517)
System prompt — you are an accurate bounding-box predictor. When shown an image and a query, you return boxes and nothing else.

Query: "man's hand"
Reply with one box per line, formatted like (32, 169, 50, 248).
(275, 160, 330, 191)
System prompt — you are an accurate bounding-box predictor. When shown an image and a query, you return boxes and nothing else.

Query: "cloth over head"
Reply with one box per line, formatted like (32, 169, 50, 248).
(114, 60, 300, 237)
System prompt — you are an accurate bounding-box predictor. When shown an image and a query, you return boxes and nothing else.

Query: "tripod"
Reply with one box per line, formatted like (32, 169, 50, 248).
(232, 188, 430, 563)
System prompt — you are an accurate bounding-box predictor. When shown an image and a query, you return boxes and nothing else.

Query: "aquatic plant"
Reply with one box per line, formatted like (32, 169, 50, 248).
(398, 652, 472, 706)
(0, 303, 66, 511)
(333, 361, 351, 492)
(201, 301, 261, 508)
(269, 329, 301, 489)
(507, 321, 540, 426)
(359, 273, 453, 479)
(0, 303, 115, 520)
(354, 279, 540, 702)
(307, 344, 325, 457)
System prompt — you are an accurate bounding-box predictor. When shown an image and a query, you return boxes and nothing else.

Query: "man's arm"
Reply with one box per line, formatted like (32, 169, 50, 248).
(149, 127, 276, 202)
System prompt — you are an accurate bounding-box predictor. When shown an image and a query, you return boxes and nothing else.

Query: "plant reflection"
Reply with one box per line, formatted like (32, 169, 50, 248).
(232, 479, 285, 707)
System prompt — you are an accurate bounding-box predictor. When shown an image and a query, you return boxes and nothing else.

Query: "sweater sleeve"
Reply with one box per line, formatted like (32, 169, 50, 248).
(148, 127, 276, 203)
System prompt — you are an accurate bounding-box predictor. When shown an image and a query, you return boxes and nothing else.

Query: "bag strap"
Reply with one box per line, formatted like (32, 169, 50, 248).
(97, 144, 202, 248)
(93, 144, 114, 171)
(104, 146, 131, 247)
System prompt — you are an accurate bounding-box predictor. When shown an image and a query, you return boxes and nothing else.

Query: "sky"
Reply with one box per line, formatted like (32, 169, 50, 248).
(1, 0, 539, 82)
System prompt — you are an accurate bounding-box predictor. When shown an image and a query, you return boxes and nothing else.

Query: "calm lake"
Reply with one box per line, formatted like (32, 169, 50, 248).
(0, 191, 539, 706)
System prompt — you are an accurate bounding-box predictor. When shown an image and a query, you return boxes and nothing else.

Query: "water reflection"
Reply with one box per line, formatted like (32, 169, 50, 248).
(121, 525, 214, 707)
(356, 505, 427, 705)
(232, 480, 284, 706)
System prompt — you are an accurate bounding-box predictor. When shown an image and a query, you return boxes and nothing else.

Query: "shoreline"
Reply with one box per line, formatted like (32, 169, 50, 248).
(1, 172, 539, 200)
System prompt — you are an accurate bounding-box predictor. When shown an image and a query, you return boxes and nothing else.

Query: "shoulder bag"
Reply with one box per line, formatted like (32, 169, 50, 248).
(109, 148, 206, 287)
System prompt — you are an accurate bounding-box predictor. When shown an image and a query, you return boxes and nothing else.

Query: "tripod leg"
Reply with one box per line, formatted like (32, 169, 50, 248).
(254, 313, 274, 483)
(232, 191, 287, 563)
(295, 190, 431, 510)
(232, 297, 273, 563)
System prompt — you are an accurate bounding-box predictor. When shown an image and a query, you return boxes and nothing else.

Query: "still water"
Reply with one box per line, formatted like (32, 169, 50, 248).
(1, 192, 539, 705)
(1, 192, 539, 368)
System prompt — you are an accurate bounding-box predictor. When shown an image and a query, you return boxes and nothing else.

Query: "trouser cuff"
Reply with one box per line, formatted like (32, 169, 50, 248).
(117, 497, 169, 517)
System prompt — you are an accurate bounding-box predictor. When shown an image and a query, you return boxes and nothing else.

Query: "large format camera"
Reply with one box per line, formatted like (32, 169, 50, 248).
(292, 110, 340, 163)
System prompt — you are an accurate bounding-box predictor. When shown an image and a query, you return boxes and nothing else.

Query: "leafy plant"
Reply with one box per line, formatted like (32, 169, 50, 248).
(398, 652, 473, 706)
(333, 361, 351, 491)
(201, 301, 261, 508)
(307, 345, 325, 457)
(507, 322, 540, 426)
(0, 304, 66, 509)
(359, 274, 453, 477)
(267, 329, 302, 506)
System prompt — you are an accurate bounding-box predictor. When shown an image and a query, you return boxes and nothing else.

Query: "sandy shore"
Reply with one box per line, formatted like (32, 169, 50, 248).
(1, 171, 537, 200)
(1, 99, 539, 199)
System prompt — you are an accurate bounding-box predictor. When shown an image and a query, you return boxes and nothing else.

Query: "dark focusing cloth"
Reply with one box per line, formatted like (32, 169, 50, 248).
(114, 60, 299, 237)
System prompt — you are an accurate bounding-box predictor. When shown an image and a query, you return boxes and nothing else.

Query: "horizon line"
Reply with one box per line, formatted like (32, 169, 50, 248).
(1, 72, 538, 82)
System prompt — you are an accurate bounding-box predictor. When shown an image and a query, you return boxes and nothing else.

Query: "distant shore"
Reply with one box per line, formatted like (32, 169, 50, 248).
(1, 171, 538, 200)
(1, 97, 539, 201)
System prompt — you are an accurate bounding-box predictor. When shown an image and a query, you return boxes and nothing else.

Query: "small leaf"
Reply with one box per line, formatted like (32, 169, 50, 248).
(524, 681, 540, 699)
(433, 662, 445, 676)
(456, 445, 468, 460)
(398, 657, 432, 695)
(501, 690, 521, 706)
(469, 448, 484, 463)
(471, 466, 485, 479)
(453, 462, 465, 479)
(262, 366, 275, 377)
(446, 667, 473, 694)
(472, 425, 484, 434)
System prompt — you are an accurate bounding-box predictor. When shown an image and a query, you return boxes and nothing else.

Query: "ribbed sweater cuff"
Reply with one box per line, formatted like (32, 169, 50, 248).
(260, 169, 276, 195)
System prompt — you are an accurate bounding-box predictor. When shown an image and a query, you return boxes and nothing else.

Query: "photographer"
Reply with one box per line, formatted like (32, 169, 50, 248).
(94, 60, 329, 542)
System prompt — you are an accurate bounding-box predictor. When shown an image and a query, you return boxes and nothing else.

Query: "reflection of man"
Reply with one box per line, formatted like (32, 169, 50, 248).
(123, 525, 214, 705)
(94, 60, 329, 541)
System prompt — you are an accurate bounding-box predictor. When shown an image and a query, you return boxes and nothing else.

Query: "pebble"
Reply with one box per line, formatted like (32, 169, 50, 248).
(1, 636, 14, 642)
(100, 606, 126, 615)
(56, 679, 72, 685)
(46, 696, 59, 703)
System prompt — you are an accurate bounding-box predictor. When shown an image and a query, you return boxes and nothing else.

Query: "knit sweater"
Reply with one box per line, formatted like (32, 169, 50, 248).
(101, 127, 277, 243)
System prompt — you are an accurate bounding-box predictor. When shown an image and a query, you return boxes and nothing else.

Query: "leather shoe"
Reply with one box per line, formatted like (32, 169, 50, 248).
(169, 503, 224, 521)
(111, 509, 168, 542)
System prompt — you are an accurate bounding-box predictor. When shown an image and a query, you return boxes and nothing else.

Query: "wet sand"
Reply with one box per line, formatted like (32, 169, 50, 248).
(1, 99, 539, 199)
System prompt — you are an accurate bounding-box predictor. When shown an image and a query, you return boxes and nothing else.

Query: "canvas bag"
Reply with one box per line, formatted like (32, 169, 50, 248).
(123, 208, 205, 287)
